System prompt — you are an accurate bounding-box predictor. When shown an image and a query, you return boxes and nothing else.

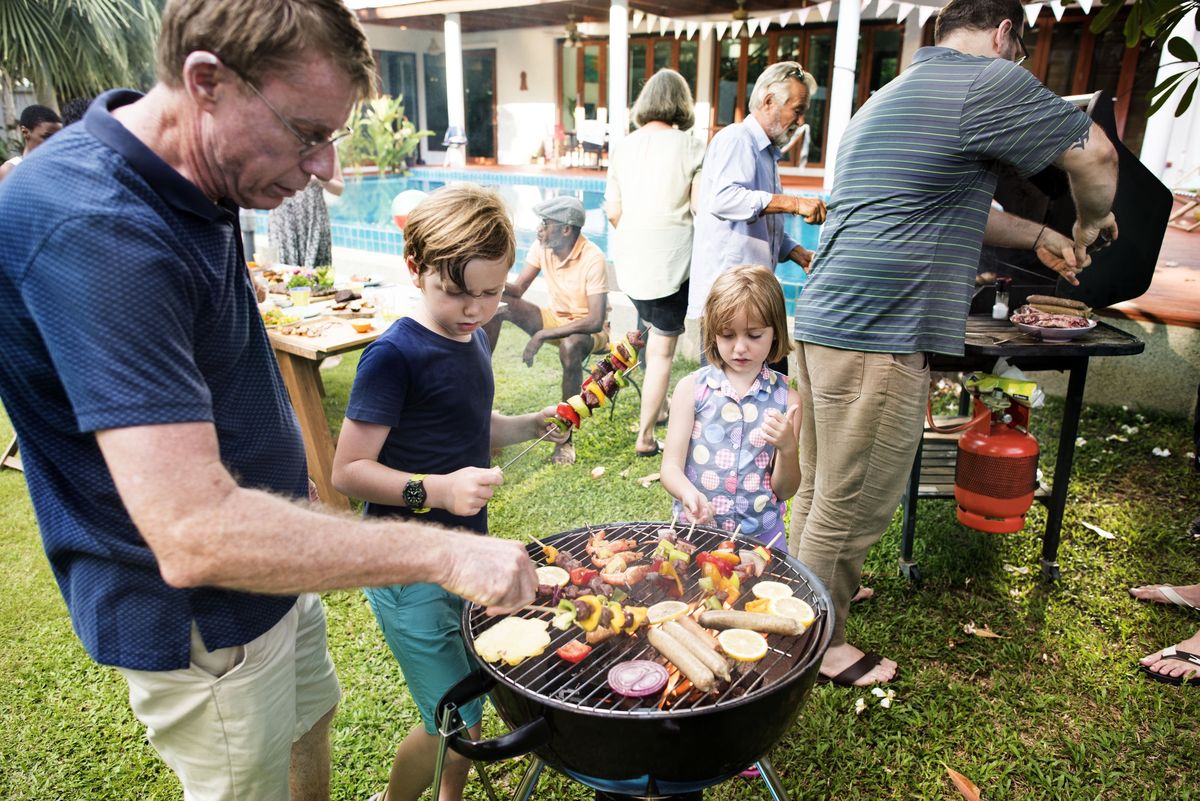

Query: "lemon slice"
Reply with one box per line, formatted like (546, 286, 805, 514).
(717, 628, 768, 662)
(769, 596, 815, 628)
(751, 580, 794, 601)
(535, 566, 570, 587)
(646, 600, 689, 625)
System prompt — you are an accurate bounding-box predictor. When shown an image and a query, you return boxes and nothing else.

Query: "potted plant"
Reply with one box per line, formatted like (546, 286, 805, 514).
(337, 94, 432, 175)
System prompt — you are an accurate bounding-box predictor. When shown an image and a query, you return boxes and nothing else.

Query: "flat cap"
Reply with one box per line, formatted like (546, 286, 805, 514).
(533, 196, 586, 228)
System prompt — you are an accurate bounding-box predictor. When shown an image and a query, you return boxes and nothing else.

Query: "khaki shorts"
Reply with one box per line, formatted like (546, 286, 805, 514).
(540, 306, 610, 354)
(117, 593, 340, 801)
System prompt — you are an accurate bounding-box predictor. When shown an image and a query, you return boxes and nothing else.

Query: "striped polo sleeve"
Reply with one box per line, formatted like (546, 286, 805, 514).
(960, 59, 1092, 177)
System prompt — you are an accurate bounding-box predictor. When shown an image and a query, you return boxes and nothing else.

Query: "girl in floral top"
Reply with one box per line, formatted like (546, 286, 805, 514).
(661, 264, 802, 549)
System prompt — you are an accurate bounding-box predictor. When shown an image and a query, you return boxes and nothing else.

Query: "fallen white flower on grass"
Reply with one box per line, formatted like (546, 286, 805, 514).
(590, 466, 606, 479)
(1075, 437, 1087, 447)
(871, 687, 886, 698)
(880, 696, 894, 709)
(1003, 563, 1031, 575)
(1081, 521, 1116, 539)
(1106, 434, 1128, 443)
(1121, 424, 1140, 435)
(1151, 447, 1171, 457)
(854, 697, 867, 715)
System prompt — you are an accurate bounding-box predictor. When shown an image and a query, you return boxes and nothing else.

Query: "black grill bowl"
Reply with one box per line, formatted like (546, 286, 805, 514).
(444, 521, 833, 793)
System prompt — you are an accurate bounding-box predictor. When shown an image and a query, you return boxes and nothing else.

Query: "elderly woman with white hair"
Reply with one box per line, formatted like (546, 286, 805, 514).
(687, 61, 827, 373)
(604, 69, 706, 457)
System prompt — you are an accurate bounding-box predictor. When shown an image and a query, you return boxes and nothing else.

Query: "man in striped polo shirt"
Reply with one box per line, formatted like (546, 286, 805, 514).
(788, 0, 1118, 686)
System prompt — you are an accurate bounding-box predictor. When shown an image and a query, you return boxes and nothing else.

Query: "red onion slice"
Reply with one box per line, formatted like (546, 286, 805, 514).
(607, 660, 669, 697)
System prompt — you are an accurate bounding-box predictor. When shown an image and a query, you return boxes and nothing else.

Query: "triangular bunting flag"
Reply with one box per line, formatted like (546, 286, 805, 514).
(779, 10, 792, 27)
(896, 2, 914, 22)
(644, 13, 657, 32)
(731, 19, 744, 37)
(861, 0, 872, 11)
(659, 16, 671, 35)
(797, 7, 812, 25)
(673, 19, 685, 38)
(817, 1, 833, 22)
(877, 0, 895, 15)
(686, 20, 699, 39)
(715, 21, 729, 39)
(1048, 0, 1065, 20)
(1078, 0, 1093, 13)
(1024, 3, 1043, 27)
(918, 4, 937, 26)
(700, 21, 713, 39)
(632, 10, 644, 29)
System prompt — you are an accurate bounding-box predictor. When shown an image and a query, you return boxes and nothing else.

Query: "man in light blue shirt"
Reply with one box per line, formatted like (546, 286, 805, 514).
(687, 61, 827, 322)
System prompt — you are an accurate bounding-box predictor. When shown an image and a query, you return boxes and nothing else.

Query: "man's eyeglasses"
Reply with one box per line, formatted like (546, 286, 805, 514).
(237, 72, 351, 158)
(1010, 26, 1029, 67)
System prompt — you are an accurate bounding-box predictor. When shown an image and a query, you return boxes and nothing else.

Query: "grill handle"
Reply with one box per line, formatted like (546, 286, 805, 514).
(437, 669, 550, 762)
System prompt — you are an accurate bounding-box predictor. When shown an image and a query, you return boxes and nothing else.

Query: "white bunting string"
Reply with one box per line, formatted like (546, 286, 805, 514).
(1024, 2, 1043, 27)
(917, 4, 938, 26)
(659, 15, 671, 35)
(632, 10, 644, 29)
(1048, 0, 1065, 21)
(700, 21, 713, 40)
(896, 2, 914, 22)
(876, 0, 896, 16)
(686, 20, 699, 39)
(715, 20, 729, 39)
(1077, 0, 1094, 13)
(861, 0, 873, 11)
(779, 10, 793, 27)
(817, 1, 833, 22)
(673, 18, 685, 38)
(731, 19, 744, 37)
(797, 6, 812, 25)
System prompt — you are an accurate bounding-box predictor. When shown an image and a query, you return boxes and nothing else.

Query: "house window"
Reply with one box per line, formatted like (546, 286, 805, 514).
(424, 52, 448, 151)
(376, 50, 419, 121)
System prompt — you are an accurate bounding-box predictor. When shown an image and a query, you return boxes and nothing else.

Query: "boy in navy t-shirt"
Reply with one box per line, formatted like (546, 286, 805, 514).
(331, 185, 566, 801)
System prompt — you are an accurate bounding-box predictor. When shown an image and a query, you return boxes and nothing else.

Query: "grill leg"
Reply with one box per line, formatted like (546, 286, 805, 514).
(1040, 358, 1087, 582)
(511, 757, 545, 801)
(757, 757, 792, 801)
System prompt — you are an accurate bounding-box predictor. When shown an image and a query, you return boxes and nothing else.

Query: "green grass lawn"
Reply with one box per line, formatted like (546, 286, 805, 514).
(2, 326, 1198, 800)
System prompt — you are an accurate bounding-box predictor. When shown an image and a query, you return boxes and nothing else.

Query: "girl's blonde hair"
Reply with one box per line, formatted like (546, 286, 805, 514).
(403, 184, 516, 289)
(701, 264, 794, 368)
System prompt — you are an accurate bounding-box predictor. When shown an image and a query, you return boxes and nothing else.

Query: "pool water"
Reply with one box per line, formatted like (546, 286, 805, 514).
(262, 168, 824, 305)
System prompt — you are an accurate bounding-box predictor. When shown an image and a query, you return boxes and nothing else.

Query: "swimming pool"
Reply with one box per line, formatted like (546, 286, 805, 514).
(261, 168, 824, 304)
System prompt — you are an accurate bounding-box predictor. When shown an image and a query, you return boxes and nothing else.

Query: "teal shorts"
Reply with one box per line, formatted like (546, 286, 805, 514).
(364, 583, 483, 734)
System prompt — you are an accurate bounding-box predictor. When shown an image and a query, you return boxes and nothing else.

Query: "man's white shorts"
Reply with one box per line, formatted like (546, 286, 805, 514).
(116, 593, 341, 801)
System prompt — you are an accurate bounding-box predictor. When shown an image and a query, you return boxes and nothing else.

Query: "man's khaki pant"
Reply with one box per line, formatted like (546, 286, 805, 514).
(788, 342, 930, 646)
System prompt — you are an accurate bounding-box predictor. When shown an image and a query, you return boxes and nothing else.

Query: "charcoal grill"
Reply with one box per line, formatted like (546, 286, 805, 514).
(436, 521, 833, 800)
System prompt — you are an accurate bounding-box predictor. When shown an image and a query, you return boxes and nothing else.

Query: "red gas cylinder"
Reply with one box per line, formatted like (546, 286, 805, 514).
(955, 396, 1039, 533)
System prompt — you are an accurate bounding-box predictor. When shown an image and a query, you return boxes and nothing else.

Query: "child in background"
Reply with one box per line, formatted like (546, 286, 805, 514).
(660, 263, 801, 550)
(331, 185, 566, 801)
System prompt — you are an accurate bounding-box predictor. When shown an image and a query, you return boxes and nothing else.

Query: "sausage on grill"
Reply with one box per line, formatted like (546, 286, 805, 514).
(663, 620, 732, 682)
(676, 615, 720, 652)
(699, 610, 803, 637)
(648, 626, 716, 693)
(1026, 294, 1088, 310)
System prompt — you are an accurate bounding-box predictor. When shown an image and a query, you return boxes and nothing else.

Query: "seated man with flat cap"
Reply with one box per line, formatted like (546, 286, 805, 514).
(484, 196, 609, 465)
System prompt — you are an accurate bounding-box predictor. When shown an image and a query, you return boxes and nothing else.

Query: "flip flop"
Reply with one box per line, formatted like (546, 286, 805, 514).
(1140, 646, 1200, 686)
(636, 439, 664, 457)
(1129, 585, 1200, 610)
(816, 651, 889, 687)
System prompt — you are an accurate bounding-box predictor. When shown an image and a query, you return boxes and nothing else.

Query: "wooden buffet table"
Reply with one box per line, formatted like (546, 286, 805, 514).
(899, 317, 1145, 583)
(268, 316, 383, 510)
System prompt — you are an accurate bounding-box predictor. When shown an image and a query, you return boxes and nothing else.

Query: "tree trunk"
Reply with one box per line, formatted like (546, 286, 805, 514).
(1, 71, 18, 159)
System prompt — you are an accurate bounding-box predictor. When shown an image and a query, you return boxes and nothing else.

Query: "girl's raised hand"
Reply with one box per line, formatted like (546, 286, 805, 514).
(762, 404, 801, 453)
(681, 489, 715, 526)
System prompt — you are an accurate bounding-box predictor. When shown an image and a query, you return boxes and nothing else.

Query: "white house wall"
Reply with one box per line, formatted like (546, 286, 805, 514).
(469, 27, 559, 165)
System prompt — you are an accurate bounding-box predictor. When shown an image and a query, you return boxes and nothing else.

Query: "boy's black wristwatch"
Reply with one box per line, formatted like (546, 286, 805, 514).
(403, 473, 430, 513)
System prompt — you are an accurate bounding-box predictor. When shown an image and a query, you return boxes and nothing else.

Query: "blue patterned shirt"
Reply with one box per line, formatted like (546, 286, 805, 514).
(0, 90, 307, 670)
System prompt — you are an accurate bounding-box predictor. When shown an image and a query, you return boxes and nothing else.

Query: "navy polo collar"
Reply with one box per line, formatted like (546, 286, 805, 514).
(85, 89, 231, 223)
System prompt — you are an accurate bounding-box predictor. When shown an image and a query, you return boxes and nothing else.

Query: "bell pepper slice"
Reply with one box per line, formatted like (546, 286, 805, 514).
(744, 597, 773, 614)
(576, 595, 605, 632)
(582, 376, 608, 406)
(569, 567, 599, 586)
(623, 606, 648, 635)
(556, 640, 593, 664)
(557, 403, 581, 430)
(567, 394, 591, 419)
(607, 601, 626, 633)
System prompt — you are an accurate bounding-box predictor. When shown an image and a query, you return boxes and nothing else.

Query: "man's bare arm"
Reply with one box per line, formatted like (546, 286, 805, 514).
(1054, 121, 1119, 261)
(504, 263, 540, 299)
(983, 208, 1085, 285)
(96, 422, 537, 613)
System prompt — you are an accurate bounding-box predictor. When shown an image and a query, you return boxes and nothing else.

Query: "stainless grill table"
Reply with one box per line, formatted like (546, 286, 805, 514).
(899, 316, 1144, 583)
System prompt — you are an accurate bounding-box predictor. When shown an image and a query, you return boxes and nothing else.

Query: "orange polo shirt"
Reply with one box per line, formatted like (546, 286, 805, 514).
(524, 233, 608, 322)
